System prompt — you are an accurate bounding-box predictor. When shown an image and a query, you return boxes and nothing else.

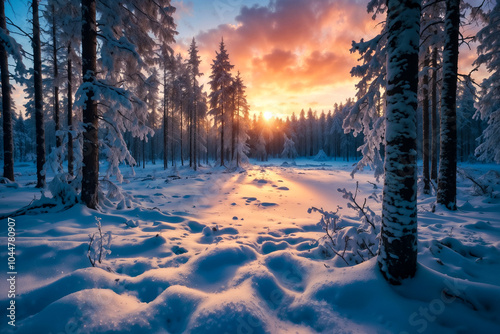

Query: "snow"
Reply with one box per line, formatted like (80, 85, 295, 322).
(1, 159, 500, 333)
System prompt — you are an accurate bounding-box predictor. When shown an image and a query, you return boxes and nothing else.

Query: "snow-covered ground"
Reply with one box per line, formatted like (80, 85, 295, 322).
(1, 159, 500, 333)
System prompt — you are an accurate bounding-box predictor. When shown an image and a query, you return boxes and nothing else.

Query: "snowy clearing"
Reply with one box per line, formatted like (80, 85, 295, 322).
(1, 159, 500, 333)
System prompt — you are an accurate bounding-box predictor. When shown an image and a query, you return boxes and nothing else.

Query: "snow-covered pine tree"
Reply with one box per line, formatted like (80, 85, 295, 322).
(78, 0, 177, 208)
(209, 38, 234, 166)
(378, 0, 420, 284)
(187, 38, 202, 170)
(232, 71, 250, 167)
(457, 78, 480, 161)
(437, 0, 460, 210)
(281, 134, 298, 160)
(255, 131, 267, 162)
(474, 0, 500, 163)
(0, 0, 25, 181)
(343, 0, 387, 178)
(145, 68, 160, 165)
(420, 0, 445, 183)
(45, 0, 81, 176)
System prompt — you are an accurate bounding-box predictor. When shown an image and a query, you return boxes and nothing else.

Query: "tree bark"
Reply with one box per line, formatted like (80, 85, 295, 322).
(81, 0, 99, 208)
(52, 4, 61, 150)
(163, 68, 168, 169)
(430, 47, 439, 181)
(437, 0, 459, 210)
(422, 52, 431, 194)
(0, 0, 14, 181)
(220, 97, 225, 166)
(378, 0, 420, 285)
(33, 0, 46, 188)
(180, 102, 184, 166)
(67, 44, 74, 176)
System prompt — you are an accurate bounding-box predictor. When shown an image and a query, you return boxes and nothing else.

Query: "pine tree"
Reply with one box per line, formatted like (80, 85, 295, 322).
(209, 38, 234, 166)
(378, 0, 420, 284)
(281, 134, 298, 159)
(78, 0, 177, 207)
(474, 0, 500, 163)
(437, 0, 460, 210)
(187, 38, 202, 170)
(233, 71, 250, 167)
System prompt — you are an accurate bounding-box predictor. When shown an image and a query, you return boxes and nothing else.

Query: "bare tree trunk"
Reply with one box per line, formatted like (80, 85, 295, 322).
(231, 91, 235, 162)
(236, 99, 240, 167)
(150, 108, 155, 165)
(67, 44, 74, 176)
(220, 99, 225, 166)
(143, 138, 146, 169)
(430, 47, 439, 181)
(180, 102, 184, 166)
(33, 0, 46, 188)
(171, 96, 174, 167)
(52, 4, 61, 150)
(422, 52, 431, 194)
(0, 0, 14, 181)
(193, 101, 198, 171)
(81, 0, 99, 208)
(437, 0, 459, 210)
(378, 0, 420, 285)
(163, 69, 168, 169)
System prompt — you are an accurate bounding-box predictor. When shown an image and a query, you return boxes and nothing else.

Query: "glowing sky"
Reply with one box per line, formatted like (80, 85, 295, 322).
(173, 0, 378, 118)
(5, 0, 487, 119)
(172, 0, 486, 118)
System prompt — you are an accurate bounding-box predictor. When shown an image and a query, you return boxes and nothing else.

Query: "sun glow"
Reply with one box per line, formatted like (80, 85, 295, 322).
(263, 111, 273, 120)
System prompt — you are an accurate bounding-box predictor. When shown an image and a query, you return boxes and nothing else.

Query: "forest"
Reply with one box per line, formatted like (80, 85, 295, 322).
(1, 0, 500, 333)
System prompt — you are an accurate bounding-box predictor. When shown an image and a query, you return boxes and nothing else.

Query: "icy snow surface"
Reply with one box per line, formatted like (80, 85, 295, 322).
(1, 158, 499, 333)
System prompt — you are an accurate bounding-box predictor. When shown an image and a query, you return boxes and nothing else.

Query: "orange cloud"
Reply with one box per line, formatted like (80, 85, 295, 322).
(186, 0, 381, 116)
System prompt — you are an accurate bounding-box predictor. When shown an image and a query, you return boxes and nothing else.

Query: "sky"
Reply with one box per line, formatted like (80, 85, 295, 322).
(171, 0, 487, 119)
(172, 0, 378, 118)
(4, 0, 489, 119)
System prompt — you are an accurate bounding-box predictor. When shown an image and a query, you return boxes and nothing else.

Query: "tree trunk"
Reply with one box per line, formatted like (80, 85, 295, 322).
(143, 139, 146, 169)
(180, 102, 184, 166)
(422, 52, 431, 194)
(437, 0, 459, 210)
(378, 0, 420, 285)
(150, 108, 155, 165)
(0, 0, 14, 181)
(33, 0, 46, 188)
(220, 98, 225, 166)
(67, 44, 74, 176)
(52, 5, 61, 150)
(171, 94, 174, 166)
(163, 68, 168, 170)
(81, 0, 99, 208)
(231, 91, 235, 162)
(193, 101, 198, 171)
(430, 47, 439, 181)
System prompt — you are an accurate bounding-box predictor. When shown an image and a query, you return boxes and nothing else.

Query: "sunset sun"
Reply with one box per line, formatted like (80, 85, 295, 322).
(263, 111, 273, 120)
